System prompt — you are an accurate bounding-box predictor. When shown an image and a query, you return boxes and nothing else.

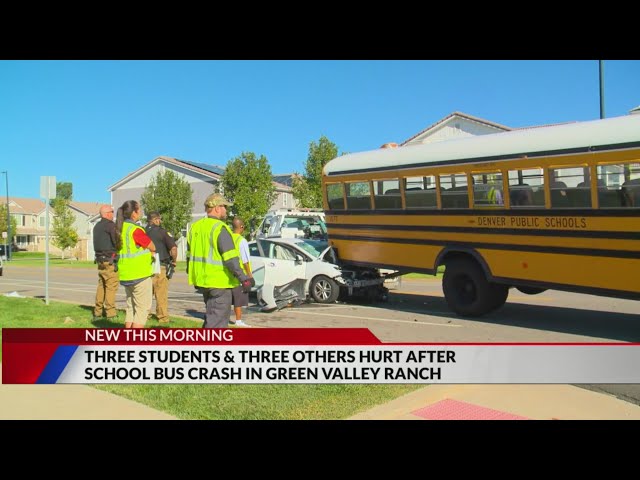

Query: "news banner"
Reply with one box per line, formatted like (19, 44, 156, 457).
(3, 328, 640, 384)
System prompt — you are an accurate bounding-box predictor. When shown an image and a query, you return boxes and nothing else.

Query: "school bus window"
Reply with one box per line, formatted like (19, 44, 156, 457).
(439, 173, 469, 209)
(404, 175, 437, 208)
(345, 181, 371, 210)
(620, 162, 640, 207)
(373, 179, 401, 209)
(596, 164, 625, 208)
(326, 183, 345, 210)
(508, 168, 544, 208)
(471, 172, 503, 207)
(549, 166, 591, 208)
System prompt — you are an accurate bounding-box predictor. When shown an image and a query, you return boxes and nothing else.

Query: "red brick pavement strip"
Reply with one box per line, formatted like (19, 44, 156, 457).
(412, 398, 529, 420)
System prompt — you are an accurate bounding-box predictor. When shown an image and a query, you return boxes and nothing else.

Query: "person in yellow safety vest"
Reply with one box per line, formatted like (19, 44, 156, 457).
(115, 200, 157, 329)
(187, 193, 254, 328)
(487, 186, 504, 205)
(230, 217, 253, 327)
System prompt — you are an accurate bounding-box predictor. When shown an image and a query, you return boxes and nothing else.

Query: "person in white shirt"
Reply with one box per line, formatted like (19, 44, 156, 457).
(230, 217, 253, 327)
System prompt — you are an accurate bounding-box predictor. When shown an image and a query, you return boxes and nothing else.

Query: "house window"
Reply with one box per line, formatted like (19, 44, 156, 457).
(283, 192, 288, 207)
(40, 216, 46, 227)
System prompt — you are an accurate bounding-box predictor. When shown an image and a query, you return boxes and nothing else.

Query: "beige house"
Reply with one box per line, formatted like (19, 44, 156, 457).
(6, 197, 102, 260)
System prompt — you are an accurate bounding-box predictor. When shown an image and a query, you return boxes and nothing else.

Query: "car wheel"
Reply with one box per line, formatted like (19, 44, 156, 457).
(310, 275, 340, 303)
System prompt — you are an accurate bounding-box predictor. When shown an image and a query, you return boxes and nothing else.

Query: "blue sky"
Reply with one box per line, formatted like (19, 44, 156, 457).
(1, 60, 638, 204)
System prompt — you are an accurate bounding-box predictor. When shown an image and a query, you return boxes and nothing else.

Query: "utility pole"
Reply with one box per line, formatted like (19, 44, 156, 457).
(599, 60, 605, 119)
(2, 171, 9, 261)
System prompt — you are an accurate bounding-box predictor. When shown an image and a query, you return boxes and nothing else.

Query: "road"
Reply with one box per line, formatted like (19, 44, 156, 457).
(2, 264, 639, 404)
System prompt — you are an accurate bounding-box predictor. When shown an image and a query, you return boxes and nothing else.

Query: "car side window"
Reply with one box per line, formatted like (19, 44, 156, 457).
(273, 244, 297, 261)
(249, 243, 261, 256)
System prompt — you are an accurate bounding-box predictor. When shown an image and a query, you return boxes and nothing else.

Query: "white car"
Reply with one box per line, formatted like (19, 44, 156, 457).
(249, 237, 343, 305)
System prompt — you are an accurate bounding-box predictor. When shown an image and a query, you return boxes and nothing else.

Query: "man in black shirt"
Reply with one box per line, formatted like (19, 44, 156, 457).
(145, 212, 177, 324)
(93, 204, 120, 321)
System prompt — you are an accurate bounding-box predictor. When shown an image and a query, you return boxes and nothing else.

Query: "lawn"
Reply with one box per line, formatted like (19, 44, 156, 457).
(0, 296, 422, 419)
(7, 253, 189, 272)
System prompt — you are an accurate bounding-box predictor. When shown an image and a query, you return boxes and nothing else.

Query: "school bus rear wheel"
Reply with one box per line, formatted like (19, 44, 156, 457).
(442, 258, 506, 317)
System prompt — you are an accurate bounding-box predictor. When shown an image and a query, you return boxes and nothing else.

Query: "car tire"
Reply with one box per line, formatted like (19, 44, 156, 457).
(310, 275, 340, 304)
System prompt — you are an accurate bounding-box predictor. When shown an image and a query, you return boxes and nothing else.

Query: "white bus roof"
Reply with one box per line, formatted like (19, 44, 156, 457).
(324, 114, 640, 176)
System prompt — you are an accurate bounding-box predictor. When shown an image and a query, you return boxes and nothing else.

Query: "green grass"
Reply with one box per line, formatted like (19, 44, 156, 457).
(8, 252, 95, 268)
(94, 383, 419, 420)
(0, 296, 422, 419)
(6, 253, 189, 271)
(402, 266, 445, 279)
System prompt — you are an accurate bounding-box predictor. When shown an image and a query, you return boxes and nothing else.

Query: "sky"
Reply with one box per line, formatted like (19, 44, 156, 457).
(1, 60, 638, 204)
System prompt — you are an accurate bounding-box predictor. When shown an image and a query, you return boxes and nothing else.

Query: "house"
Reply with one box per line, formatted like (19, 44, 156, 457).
(5, 197, 47, 251)
(107, 156, 299, 260)
(271, 173, 301, 209)
(108, 156, 298, 221)
(69, 201, 103, 260)
(400, 111, 511, 146)
(4, 197, 102, 259)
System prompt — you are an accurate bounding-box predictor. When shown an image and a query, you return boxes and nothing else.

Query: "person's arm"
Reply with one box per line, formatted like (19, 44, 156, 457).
(240, 238, 252, 276)
(132, 228, 156, 253)
(107, 222, 119, 250)
(165, 232, 178, 264)
(217, 227, 248, 282)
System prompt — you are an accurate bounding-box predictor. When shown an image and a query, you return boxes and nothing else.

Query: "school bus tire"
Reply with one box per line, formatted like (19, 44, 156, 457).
(516, 286, 547, 295)
(488, 284, 509, 312)
(442, 258, 504, 317)
(310, 275, 340, 304)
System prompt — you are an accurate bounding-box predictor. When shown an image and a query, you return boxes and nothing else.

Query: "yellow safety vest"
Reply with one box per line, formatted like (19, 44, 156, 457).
(488, 187, 500, 204)
(188, 217, 240, 288)
(232, 232, 251, 275)
(118, 222, 153, 281)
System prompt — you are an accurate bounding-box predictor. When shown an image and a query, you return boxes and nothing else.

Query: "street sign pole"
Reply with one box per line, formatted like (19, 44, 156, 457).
(41, 176, 56, 306)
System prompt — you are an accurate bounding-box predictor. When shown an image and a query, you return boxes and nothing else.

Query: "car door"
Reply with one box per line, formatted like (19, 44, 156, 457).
(260, 241, 307, 289)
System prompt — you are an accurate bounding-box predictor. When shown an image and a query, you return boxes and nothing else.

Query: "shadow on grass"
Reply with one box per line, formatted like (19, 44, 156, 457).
(186, 309, 204, 320)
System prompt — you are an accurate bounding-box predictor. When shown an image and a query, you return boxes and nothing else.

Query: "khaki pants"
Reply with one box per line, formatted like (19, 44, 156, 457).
(94, 262, 119, 318)
(124, 276, 153, 326)
(152, 266, 169, 322)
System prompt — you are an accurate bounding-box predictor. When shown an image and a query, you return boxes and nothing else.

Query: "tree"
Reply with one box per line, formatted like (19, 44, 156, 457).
(140, 170, 194, 238)
(221, 151, 277, 231)
(50, 181, 73, 207)
(292, 135, 340, 208)
(56, 182, 73, 200)
(51, 198, 79, 259)
(0, 204, 17, 242)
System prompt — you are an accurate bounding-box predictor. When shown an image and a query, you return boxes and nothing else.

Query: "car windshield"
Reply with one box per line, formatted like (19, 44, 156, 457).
(290, 239, 328, 259)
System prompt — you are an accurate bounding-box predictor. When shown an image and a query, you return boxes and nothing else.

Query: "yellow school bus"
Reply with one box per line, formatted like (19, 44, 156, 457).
(322, 114, 640, 316)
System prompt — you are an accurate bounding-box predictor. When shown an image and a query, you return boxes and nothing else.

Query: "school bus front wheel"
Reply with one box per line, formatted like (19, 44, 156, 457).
(442, 258, 509, 316)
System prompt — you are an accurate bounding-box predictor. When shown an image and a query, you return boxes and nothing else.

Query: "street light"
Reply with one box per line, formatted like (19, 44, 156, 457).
(599, 60, 605, 119)
(2, 171, 9, 261)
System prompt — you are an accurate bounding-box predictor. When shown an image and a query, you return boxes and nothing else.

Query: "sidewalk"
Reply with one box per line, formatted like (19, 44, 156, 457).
(0, 365, 175, 420)
(349, 384, 640, 420)
(3, 367, 640, 419)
